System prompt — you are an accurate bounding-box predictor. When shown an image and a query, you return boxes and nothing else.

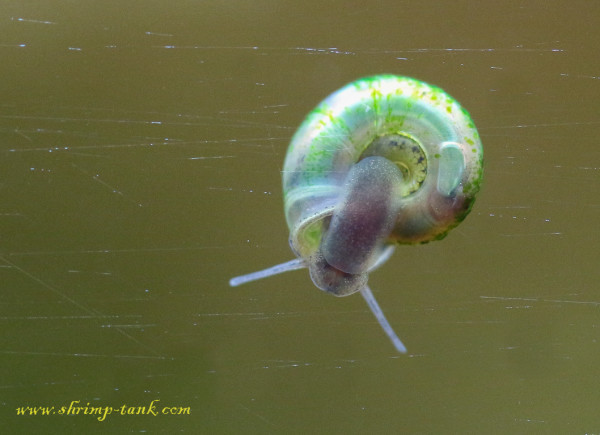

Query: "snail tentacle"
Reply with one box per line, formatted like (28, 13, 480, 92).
(229, 258, 306, 287)
(361, 285, 407, 354)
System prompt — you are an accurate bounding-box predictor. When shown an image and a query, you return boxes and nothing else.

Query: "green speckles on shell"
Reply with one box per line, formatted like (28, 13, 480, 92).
(302, 146, 331, 181)
(283, 74, 484, 253)
(371, 88, 382, 111)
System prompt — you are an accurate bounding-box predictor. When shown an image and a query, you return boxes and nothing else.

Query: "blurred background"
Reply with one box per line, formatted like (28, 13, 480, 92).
(1, 0, 598, 432)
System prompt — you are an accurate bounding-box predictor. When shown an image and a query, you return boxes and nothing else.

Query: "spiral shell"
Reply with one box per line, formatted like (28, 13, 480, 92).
(230, 75, 484, 353)
(283, 75, 483, 262)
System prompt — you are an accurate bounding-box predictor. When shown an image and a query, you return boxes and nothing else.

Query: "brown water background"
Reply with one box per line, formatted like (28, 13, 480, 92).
(1, 1, 599, 433)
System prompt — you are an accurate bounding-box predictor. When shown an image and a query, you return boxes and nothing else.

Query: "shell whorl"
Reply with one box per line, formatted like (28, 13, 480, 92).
(282, 75, 483, 261)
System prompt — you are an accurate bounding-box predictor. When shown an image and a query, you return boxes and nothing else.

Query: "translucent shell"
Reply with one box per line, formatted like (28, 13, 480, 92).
(231, 75, 484, 353)
(283, 75, 483, 261)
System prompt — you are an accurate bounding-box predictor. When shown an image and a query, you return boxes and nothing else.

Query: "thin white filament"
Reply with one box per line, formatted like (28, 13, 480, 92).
(229, 258, 307, 287)
(360, 285, 407, 353)
(367, 245, 395, 272)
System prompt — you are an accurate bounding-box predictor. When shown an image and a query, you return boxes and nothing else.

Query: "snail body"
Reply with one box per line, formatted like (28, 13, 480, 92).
(230, 75, 483, 353)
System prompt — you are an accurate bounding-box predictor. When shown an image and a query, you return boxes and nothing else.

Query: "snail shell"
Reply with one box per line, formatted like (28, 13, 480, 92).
(230, 75, 484, 353)
(284, 75, 483, 261)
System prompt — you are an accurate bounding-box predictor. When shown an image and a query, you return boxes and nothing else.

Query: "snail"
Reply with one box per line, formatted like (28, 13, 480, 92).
(230, 75, 483, 353)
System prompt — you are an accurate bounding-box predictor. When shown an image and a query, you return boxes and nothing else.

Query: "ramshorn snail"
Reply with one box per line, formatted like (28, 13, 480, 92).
(230, 75, 484, 353)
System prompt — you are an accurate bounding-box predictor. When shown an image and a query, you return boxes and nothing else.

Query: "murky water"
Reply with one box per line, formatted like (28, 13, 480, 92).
(2, 1, 599, 433)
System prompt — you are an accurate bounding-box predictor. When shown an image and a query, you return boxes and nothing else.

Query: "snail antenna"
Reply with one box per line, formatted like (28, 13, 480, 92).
(360, 285, 407, 353)
(229, 258, 307, 287)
